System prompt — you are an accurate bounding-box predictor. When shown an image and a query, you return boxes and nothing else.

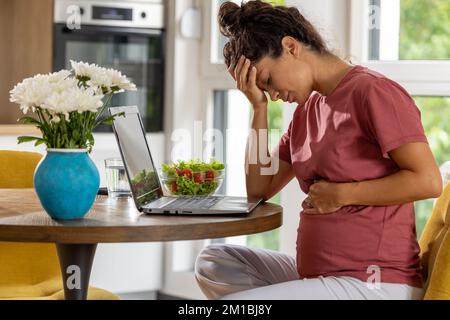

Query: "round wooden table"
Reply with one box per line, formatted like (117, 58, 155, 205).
(0, 189, 283, 300)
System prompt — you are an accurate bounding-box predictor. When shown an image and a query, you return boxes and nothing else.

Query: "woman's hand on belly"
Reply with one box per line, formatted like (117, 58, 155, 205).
(305, 143, 443, 213)
(304, 180, 346, 215)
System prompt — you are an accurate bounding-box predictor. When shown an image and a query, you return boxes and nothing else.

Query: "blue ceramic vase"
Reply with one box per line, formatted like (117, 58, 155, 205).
(34, 149, 100, 220)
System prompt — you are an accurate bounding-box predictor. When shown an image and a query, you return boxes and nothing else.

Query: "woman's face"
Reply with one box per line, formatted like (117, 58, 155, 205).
(253, 41, 315, 106)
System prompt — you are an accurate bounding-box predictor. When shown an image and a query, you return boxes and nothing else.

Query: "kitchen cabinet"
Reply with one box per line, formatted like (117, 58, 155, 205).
(0, 0, 53, 125)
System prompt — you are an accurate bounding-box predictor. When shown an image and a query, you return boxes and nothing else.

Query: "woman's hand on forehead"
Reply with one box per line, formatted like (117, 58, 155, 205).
(228, 55, 246, 82)
(226, 55, 268, 109)
(227, 56, 237, 80)
(228, 56, 265, 90)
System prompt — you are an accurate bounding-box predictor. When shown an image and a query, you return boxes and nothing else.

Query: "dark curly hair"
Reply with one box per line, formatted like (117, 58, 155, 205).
(218, 0, 330, 68)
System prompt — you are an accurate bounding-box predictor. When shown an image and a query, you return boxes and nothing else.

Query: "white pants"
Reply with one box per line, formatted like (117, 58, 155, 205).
(194, 244, 424, 300)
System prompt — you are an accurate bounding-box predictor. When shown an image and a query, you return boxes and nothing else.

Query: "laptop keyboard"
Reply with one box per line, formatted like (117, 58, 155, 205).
(162, 196, 224, 210)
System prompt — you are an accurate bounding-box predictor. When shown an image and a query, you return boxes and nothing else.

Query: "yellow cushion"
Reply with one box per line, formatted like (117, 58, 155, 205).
(0, 278, 119, 300)
(0, 243, 60, 286)
(0, 150, 42, 188)
(419, 182, 450, 300)
(0, 150, 119, 300)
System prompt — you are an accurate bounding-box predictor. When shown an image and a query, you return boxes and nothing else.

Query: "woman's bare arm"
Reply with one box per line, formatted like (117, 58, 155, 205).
(340, 142, 442, 206)
(306, 142, 443, 214)
(230, 55, 295, 200)
(245, 106, 295, 200)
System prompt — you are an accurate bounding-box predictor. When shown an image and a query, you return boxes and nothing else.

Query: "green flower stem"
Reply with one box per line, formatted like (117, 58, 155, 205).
(94, 93, 114, 125)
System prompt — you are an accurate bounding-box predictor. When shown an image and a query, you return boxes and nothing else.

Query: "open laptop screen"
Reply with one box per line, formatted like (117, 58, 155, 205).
(110, 107, 162, 209)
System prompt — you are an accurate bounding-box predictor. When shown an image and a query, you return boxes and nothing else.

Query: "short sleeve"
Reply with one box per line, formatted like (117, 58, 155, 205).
(364, 79, 428, 159)
(272, 121, 293, 164)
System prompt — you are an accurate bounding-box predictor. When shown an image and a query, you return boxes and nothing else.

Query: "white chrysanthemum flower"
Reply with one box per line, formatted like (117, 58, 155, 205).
(74, 87, 104, 113)
(42, 89, 75, 118)
(11, 62, 135, 122)
(42, 86, 104, 117)
(50, 77, 79, 94)
(9, 74, 52, 114)
(71, 60, 136, 93)
(70, 60, 103, 80)
(105, 68, 137, 92)
(88, 70, 113, 92)
(9, 72, 78, 114)
(48, 70, 71, 83)
(88, 67, 136, 93)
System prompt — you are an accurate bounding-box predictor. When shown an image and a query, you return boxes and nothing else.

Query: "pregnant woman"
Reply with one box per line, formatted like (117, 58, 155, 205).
(195, 0, 443, 300)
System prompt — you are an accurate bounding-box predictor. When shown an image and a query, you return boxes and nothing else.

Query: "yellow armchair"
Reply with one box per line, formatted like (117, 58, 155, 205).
(0, 150, 119, 300)
(419, 182, 450, 300)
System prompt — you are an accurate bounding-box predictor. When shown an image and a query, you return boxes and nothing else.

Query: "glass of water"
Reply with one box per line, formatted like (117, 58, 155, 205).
(104, 158, 132, 199)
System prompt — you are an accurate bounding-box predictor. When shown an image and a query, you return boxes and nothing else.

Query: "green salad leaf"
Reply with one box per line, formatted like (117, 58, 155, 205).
(131, 169, 159, 197)
(161, 159, 225, 196)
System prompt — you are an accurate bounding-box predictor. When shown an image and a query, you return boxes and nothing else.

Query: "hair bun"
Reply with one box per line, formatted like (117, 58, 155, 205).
(218, 1, 243, 38)
(218, 1, 329, 69)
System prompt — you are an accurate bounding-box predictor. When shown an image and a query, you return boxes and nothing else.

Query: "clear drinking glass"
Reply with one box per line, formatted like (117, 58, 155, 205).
(104, 158, 132, 199)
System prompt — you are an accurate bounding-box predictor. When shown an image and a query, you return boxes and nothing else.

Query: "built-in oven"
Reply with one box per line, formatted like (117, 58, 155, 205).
(53, 0, 165, 132)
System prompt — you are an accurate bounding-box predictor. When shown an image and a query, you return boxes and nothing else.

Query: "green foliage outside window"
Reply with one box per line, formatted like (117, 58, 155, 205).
(399, 0, 450, 237)
(400, 0, 450, 60)
(246, 0, 285, 251)
(246, 98, 283, 251)
(248, 0, 450, 248)
(413, 97, 450, 237)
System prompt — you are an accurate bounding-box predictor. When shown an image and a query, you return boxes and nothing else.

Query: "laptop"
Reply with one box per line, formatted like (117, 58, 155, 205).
(109, 106, 263, 215)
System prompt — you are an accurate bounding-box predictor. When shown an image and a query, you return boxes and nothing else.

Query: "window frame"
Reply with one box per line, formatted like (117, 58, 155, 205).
(349, 0, 450, 97)
(200, 0, 237, 82)
(199, 0, 290, 250)
(350, 0, 450, 239)
(162, 0, 290, 300)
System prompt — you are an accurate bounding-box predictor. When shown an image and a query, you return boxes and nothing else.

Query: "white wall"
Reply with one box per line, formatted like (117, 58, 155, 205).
(287, 0, 350, 57)
(169, 1, 204, 142)
(0, 133, 165, 294)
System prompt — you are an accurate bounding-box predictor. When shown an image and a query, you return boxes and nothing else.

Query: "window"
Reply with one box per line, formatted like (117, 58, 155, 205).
(368, 0, 450, 61)
(212, 0, 230, 64)
(199, 0, 287, 250)
(211, 89, 283, 250)
(203, 0, 286, 77)
(414, 96, 450, 236)
(351, 0, 450, 237)
(163, 0, 290, 299)
(351, 0, 450, 98)
(163, 0, 290, 300)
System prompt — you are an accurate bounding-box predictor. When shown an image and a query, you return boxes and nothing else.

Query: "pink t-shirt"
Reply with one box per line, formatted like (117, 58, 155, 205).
(276, 65, 427, 288)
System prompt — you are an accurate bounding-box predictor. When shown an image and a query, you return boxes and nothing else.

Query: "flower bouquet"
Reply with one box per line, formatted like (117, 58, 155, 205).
(10, 60, 136, 152)
(9, 61, 136, 220)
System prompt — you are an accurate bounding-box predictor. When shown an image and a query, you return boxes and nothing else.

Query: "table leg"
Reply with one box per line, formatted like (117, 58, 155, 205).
(56, 243, 98, 300)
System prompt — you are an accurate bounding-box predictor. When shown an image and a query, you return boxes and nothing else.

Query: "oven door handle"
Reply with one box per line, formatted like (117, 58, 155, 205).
(57, 24, 163, 37)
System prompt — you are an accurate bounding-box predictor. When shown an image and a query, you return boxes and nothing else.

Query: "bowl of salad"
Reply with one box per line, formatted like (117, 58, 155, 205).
(160, 160, 225, 196)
